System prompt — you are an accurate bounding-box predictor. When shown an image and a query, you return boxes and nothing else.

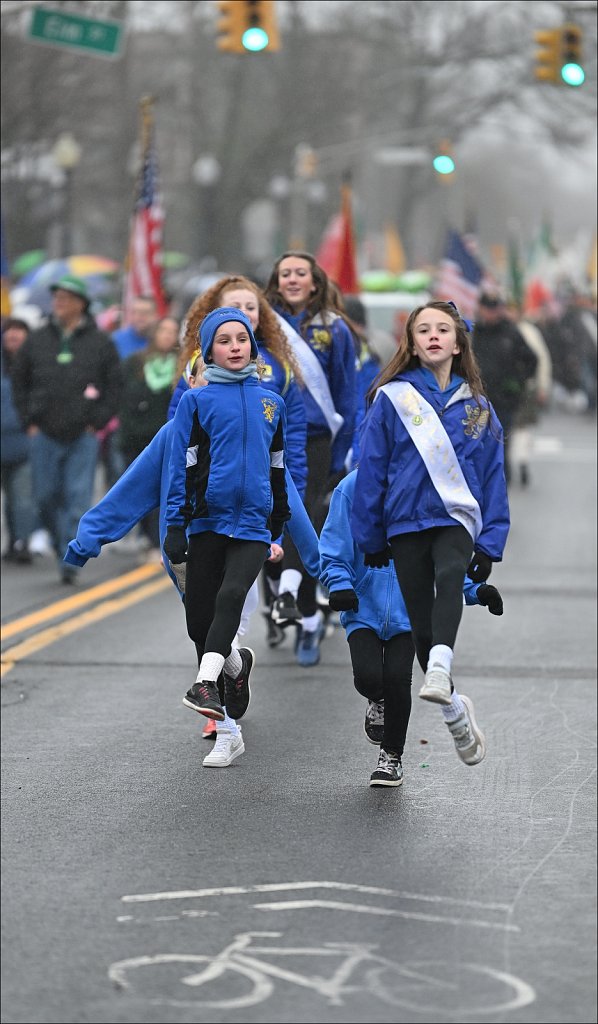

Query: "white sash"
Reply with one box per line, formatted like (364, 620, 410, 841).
(276, 313, 344, 440)
(382, 381, 483, 541)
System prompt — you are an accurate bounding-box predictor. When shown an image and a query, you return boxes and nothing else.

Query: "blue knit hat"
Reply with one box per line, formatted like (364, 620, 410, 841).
(199, 307, 259, 362)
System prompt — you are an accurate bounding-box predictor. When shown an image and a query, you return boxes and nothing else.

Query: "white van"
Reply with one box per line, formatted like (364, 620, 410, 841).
(360, 290, 430, 363)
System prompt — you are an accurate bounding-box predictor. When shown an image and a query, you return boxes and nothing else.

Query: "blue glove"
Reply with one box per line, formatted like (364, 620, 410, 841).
(364, 546, 392, 569)
(467, 550, 492, 583)
(164, 526, 188, 564)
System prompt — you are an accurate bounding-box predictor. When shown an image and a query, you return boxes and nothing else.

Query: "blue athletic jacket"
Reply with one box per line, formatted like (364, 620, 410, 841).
(351, 367, 510, 560)
(167, 376, 290, 545)
(274, 308, 357, 475)
(64, 421, 319, 595)
(168, 341, 308, 498)
(321, 470, 484, 640)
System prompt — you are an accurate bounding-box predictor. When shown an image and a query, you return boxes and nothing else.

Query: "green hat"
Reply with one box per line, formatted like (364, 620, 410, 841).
(49, 275, 90, 305)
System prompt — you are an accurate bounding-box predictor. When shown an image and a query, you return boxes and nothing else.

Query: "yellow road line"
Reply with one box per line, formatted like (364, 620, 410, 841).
(1, 577, 171, 678)
(1, 563, 162, 641)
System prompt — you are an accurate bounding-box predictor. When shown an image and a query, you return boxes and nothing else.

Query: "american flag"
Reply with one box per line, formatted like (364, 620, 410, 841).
(122, 99, 167, 321)
(434, 230, 484, 322)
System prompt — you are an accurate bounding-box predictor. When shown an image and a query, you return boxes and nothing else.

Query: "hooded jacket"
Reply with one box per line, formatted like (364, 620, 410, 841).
(274, 308, 357, 474)
(167, 376, 290, 545)
(350, 367, 510, 560)
(168, 340, 308, 498)
(64, 421, 319, 591)
(321, 470, 486, 639)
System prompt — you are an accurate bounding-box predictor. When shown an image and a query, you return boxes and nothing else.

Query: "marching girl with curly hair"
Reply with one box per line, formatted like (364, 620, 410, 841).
(168, 275, 308, 652)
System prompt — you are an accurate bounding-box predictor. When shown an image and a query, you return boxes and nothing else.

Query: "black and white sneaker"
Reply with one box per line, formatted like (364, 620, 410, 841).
(271, 591, 302, 625)
(183, 679, 225, 720)
(263, 610, 285, 648)
(224, 648, 255, 721)
(364, 699, 384, 745)
(369, 748, 403, 787)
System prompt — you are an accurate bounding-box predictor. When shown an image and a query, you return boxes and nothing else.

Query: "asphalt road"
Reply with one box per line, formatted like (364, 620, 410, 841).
(1, 410, 596, 1024)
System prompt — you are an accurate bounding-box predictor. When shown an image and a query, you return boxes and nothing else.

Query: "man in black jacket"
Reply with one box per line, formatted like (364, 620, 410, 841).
(12, 276, 121, 582)
(472, 293, 537, 484)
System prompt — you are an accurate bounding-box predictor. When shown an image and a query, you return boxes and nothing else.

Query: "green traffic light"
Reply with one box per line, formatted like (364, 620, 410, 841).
(242, 26, 269, 51)
(433, 155, 455, 175)
(561, 62, 585, 86)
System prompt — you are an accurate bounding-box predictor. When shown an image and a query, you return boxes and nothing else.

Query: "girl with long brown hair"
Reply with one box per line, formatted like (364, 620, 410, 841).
(350, 301, 510, 782)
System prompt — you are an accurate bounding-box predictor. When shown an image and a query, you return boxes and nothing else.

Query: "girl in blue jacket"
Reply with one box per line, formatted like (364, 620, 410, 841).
(169, 275, 309, 652)
(164, 307, 291, 726)
(264, 252, 357, 667)
(351, 301, 510, 783)
(321, 469, 504, 787)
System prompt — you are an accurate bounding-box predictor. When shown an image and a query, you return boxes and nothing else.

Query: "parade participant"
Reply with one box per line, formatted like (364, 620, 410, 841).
(169, 275, 308, 649)
(64, 351, 319, 768)
(320, 469, 504, 786)
(264, 252, 357, 666)
(350, 301, 510, 782)
(164, 307, 290, 727)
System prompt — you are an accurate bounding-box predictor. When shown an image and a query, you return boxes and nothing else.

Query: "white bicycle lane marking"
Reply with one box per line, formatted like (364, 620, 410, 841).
(109, 882, 537, 1016)
(109, 929, 537, 1016)
(119, 880, 518, 932)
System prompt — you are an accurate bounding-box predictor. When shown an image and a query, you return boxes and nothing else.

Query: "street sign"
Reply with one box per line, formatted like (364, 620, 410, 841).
(373, 147, 430, 166)
(28, 7, 124, 59)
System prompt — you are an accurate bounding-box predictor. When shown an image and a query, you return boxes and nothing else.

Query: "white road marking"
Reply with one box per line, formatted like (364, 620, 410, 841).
(120, 880, 512, 912)
(253, 898, 519, 931)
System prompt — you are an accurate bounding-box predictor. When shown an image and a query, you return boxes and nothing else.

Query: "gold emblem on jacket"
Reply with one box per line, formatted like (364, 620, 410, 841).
(311, 329, 331, 350)
(462, 404, 489, 438)
(261, 398, 277, 423)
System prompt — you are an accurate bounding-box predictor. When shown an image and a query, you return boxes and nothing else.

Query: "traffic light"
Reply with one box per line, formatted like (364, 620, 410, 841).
(216, 0, 245, 52)
(433, 140, 455, 178)
(534, 25, 585, 85)
(534, 28, 560, 82)
(215, 1, 280, 53)
(559, 23, 584, 87)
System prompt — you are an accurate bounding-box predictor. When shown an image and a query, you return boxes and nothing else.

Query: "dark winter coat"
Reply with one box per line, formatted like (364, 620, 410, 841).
(11, 315, 121, 443)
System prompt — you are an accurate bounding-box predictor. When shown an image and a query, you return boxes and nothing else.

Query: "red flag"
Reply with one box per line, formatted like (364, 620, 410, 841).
(123, 98, 167, 320)
(316, 181, 359, 294)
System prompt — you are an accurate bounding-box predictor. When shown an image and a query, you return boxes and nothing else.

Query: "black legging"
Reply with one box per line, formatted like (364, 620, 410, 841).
(185, 532, 268, 663)
(280, 433, 332, 617)
(348, 629, 414, 756)
(389, 525, 473, 673)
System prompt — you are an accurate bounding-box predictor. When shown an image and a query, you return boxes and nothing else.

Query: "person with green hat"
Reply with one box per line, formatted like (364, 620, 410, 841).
(11, 275, 121, 583)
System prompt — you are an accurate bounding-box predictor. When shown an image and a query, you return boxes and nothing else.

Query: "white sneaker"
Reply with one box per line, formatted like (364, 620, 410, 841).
(446, 694, 486, 765)
(202, 729, 245, 768)
(28, 529, 53, 557)
(419, 664, 452, 704)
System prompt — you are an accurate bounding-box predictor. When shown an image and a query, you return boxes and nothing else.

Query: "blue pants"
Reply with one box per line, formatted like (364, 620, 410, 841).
(1, 459, 34, 548)
(30, 431, 99, 560)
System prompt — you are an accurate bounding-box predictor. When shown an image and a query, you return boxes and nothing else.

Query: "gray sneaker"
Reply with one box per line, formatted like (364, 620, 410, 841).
(369, 748, 403, 787)
(419, 664, 452, 704)
(364, 699, 384, 745)
(446, 694, 486, 765)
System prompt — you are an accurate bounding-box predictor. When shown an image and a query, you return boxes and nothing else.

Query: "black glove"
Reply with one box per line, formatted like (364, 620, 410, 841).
(467, 549, 492, 583)
(363, 546, 392, 569)
(477, 583, 503, 616)
(270, 519, 286, 542)
(163, 526, 188, 564)
(328, 588, 359, 612)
